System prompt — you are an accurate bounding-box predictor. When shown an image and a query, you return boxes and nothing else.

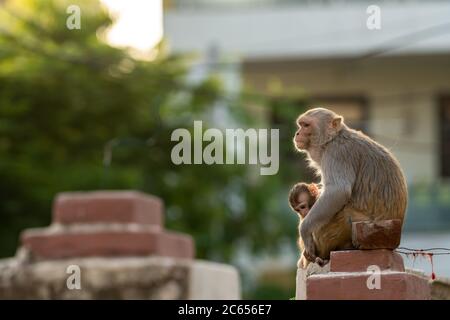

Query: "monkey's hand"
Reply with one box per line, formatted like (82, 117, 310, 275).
(314, 257, 329, 267)
(300, 223, 316, 262)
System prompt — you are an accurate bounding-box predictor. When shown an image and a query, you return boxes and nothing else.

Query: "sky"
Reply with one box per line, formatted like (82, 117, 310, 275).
(100, 0, 163, 52)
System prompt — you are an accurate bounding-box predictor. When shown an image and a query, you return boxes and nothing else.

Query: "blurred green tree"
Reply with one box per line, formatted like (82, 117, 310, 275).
(0, 0, 309, 290)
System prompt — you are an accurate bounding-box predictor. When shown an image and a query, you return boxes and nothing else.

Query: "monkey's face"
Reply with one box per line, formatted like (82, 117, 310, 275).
(294, 116, 315, 150)
(294, 192, 311, 218)
(295, 110, 344, 150)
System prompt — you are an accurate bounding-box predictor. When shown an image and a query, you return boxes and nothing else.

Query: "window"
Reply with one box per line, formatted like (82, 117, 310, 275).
(440, 96, 450, 178)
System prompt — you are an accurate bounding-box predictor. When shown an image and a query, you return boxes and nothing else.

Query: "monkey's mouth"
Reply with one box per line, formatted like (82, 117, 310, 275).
(294, 140, 307, 150)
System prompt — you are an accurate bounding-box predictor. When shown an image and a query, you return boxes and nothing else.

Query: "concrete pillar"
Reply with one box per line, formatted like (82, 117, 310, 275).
(296, 220, 431, 300)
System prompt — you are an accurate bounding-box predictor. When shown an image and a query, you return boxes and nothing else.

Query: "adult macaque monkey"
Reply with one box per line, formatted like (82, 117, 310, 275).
(294, 108, 407, 264)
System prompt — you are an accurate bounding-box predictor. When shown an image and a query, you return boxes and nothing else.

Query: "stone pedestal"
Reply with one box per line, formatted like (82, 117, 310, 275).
(22, 191, 194, 260)
(0, 190, 241, 299)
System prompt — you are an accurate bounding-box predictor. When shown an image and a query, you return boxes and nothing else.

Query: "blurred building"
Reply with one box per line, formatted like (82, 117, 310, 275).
(164, 0, 450, 232)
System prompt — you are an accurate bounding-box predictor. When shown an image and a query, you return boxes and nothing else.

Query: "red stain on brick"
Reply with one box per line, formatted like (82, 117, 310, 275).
(426, 253, 436, 280)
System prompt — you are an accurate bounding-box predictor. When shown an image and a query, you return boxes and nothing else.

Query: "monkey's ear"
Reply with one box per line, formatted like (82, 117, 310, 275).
(332, 116, 343, 130)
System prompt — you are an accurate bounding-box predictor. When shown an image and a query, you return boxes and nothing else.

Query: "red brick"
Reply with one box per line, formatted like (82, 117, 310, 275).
(352, 219, 402, 250)
(21, 227, 194, 260)
(330, 249, 405, 272)
(307, 272, 431, 300)
(53, 191, 163, 226)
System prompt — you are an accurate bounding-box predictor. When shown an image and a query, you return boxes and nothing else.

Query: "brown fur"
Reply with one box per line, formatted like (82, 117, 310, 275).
(293, 108, 408, 262)
(288, 182, 319, 214)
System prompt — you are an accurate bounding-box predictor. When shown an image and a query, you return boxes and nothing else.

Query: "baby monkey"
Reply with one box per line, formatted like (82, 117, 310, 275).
(288, 182, 327, 268)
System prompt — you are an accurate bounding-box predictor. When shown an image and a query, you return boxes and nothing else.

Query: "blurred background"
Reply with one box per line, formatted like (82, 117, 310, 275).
(1, 0, 450, 299)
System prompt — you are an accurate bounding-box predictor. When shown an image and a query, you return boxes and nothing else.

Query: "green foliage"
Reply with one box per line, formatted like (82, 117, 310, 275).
(0, 0, 310, 298)
(0, 0, 230, 258)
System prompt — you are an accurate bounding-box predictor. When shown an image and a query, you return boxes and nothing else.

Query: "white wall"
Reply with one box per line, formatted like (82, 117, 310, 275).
(164, 2, 450, 60)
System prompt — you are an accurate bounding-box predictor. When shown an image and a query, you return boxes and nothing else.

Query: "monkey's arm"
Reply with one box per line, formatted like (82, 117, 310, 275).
(301, 185, 351, 232)
(300, 150, 356, 260)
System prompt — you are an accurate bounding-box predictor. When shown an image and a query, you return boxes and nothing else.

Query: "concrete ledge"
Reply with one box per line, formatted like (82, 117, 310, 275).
(295, 262, 330, 300)
(0, 256, 240, 299)
(430, 277, 450, 300)
(188, 261, 241, 299)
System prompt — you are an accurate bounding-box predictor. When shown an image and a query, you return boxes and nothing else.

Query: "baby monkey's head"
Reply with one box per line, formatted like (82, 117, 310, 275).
(288, 183, 319, 219)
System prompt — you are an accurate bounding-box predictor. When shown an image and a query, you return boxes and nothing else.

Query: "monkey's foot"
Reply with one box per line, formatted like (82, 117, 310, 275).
(314, 257, 329, 267)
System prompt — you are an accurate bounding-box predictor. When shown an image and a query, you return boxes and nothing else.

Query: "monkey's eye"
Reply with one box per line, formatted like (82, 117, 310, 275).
(299, 205, 307, 210)
(303, 123, 310, 128)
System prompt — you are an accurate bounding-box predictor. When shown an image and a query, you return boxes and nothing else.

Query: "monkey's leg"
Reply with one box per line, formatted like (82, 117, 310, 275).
(314, 208, 370, 260)
(297, 235, 311, 269)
